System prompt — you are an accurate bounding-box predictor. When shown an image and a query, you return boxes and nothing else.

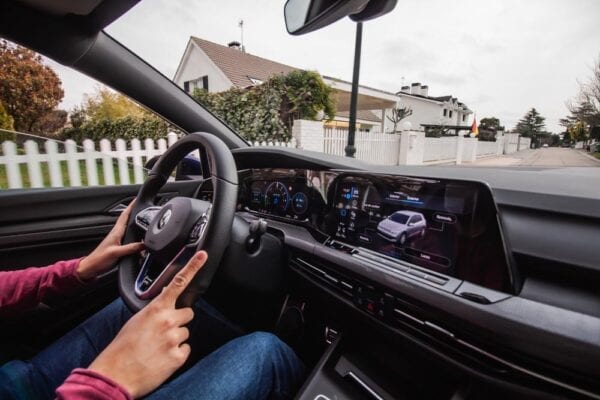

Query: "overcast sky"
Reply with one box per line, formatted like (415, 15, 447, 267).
(52, 0, 600, 133)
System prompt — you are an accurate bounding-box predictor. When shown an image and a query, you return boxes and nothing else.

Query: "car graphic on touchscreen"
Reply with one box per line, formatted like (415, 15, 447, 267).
(377, 211, 427, 245)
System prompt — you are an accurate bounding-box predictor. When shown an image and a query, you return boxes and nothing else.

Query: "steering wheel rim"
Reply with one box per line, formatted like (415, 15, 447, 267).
(118, 132, 238, 312)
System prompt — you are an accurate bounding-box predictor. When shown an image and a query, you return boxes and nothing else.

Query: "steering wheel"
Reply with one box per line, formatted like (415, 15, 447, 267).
(118, 133, 238, 312)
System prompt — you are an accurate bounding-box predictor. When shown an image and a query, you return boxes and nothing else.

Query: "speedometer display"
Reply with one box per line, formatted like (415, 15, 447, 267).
(242, 170, 329, 221)
(292, 192, 309, 214)
(265, 181, 290, 214)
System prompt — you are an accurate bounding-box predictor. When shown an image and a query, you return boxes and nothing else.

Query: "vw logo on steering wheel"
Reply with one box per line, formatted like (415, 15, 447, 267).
(157, 209, 172, 230)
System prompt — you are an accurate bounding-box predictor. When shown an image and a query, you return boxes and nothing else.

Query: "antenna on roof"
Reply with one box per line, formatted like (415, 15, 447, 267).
(238, 19, 245, 52)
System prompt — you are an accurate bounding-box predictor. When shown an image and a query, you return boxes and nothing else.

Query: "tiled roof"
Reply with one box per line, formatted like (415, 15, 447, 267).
(336, 110, 382, 123)
(191, 37, 297, 88)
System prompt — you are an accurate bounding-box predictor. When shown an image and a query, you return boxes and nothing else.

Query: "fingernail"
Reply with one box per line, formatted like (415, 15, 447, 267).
(196, 251, 206, 261)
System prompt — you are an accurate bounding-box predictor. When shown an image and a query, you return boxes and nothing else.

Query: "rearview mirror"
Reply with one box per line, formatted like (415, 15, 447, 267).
(284, 0, 369, 35)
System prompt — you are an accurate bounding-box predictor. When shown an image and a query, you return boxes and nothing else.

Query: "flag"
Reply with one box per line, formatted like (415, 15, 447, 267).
(471, 114, 479, 137)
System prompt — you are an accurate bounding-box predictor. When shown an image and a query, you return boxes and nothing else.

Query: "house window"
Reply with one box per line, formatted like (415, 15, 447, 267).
(443, 109, 447, 117)
(449, 110, 453, 118)
(462, 114, 466, 122)
(248, 77, 264, 85)
(184, 75, 209, 93)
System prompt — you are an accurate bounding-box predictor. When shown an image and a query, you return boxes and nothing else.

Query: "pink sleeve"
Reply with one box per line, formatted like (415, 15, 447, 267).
(55, 368, 132, 400)
(0, 259, 86, 315)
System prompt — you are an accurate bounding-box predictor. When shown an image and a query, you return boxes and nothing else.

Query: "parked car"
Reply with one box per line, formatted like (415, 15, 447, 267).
(377, 210, 427, 245)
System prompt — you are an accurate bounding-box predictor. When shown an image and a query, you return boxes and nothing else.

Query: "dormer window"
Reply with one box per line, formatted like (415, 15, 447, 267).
(248, 77, 264, 85)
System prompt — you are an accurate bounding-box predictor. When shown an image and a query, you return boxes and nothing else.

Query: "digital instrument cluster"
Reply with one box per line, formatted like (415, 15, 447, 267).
(241, 169, 327, 221)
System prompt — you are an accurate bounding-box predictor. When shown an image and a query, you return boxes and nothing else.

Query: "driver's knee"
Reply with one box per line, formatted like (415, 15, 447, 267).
(237, 332, 305, 383)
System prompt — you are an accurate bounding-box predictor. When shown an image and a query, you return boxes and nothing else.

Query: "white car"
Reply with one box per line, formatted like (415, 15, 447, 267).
(377, 210, 427, 245)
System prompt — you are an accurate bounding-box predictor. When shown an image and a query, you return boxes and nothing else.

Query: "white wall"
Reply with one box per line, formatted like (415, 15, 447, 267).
(383, 97, 442, 133)
(381, 96, 471, 134)
(173, 42, 233, 93)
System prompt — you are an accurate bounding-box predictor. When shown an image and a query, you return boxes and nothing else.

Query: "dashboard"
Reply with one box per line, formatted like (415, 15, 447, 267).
(238, 168, 511, 293)
(225, 151, 600, 397)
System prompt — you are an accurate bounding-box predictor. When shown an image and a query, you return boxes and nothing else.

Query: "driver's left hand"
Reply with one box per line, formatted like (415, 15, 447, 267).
(77, 200, 145, 281)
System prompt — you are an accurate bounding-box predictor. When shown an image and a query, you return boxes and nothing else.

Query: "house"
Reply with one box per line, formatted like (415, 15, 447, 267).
(173, 36, 472, 134)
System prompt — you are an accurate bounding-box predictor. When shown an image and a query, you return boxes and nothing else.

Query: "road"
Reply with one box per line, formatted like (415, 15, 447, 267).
(470, 148, 600, 167)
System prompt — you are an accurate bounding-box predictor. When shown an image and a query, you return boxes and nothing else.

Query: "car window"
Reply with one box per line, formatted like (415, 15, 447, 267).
(103, 1, 599, 169)
(391, 213, 409, 224)
(0, 40, 181, 190)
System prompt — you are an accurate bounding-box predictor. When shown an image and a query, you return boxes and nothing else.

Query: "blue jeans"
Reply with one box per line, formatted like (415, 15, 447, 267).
(0, 299, 304, 400)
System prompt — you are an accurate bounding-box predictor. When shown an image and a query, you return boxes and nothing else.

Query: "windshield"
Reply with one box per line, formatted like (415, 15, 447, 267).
(390, 213, 409, 224)
(33, 1, 600, 168)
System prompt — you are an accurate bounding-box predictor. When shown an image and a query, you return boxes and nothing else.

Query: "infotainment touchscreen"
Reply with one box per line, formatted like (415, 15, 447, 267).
(331, 174, 479, 274)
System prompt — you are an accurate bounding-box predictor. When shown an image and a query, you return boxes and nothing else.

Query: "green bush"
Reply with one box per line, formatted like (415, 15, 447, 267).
(192, 70, 336, 142)
(61, 116, 168, 144)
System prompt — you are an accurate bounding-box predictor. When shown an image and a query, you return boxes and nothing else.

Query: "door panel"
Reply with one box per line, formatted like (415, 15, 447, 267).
(0, 180, 201, 358)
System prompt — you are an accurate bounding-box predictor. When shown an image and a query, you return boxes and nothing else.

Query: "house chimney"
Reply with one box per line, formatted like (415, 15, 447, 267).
(399, 86, 410, 94)
(228, 41, 242, 51)
(420, 85, 429, 97)
(410, 82, 421, 95)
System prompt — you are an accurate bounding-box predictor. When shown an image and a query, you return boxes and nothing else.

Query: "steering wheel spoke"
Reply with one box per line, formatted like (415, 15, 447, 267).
(134, 246, 196, 299)
(134, 206, 163, 231)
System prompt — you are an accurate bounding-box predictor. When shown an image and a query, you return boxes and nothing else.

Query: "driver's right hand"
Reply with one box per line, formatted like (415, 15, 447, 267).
(88, 251, 208, 398)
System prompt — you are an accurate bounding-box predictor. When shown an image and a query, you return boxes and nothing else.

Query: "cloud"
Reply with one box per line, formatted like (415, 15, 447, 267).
(35, 0, 599, 134)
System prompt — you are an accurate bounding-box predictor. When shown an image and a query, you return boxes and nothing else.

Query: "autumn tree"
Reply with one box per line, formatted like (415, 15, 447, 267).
(0, 101, 14, 130)
(31, 109, 67, 136)
(515, 108, 546, 138)
(62, 87, 169, 142)
(561, 55, 600, 144)
(81, 87, 152, 121)
(0, 40, 64, 132)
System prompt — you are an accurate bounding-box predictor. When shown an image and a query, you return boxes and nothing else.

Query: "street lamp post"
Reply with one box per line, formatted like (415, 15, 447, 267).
(344, 22, 363, 158)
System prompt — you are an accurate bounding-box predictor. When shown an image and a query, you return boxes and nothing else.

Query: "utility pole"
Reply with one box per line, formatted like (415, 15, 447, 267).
(344, 22, 363, 158)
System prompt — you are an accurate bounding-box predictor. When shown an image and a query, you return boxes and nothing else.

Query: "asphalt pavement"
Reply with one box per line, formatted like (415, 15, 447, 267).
(470, 148, 600, 167)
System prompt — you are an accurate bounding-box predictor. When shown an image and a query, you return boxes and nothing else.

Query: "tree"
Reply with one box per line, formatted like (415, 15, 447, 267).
(386, 106, 412, 133)
(568, 120, 588, 142)
(478, 117, 504, 141)
(0, 40, 64, 132)
(0, 101, 14, 130)
(31, 109, 67, 137)
(515, 108, 546, 138)
(61, 87, 169, 142)
(561, 55, 600, 142)
(82, 87, 151, 121)
(192, 70, 336, 142)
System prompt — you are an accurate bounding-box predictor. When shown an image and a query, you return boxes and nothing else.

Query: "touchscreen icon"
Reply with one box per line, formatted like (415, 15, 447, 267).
(376, 210, 427, 245)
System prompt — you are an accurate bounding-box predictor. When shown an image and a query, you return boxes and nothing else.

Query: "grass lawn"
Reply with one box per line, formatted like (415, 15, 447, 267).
(0, 160, 141, 189)
(594, 152, 600, 160)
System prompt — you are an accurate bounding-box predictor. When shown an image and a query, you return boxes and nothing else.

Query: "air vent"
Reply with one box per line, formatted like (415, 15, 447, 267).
(291, 257, 355, 300)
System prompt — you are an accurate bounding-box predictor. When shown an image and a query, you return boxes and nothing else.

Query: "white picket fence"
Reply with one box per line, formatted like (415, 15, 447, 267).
(323, 128, 400, 165)
(0, 132, 298, 189)
(0, 133, 179, 189)
(249, 138, 297, 148)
